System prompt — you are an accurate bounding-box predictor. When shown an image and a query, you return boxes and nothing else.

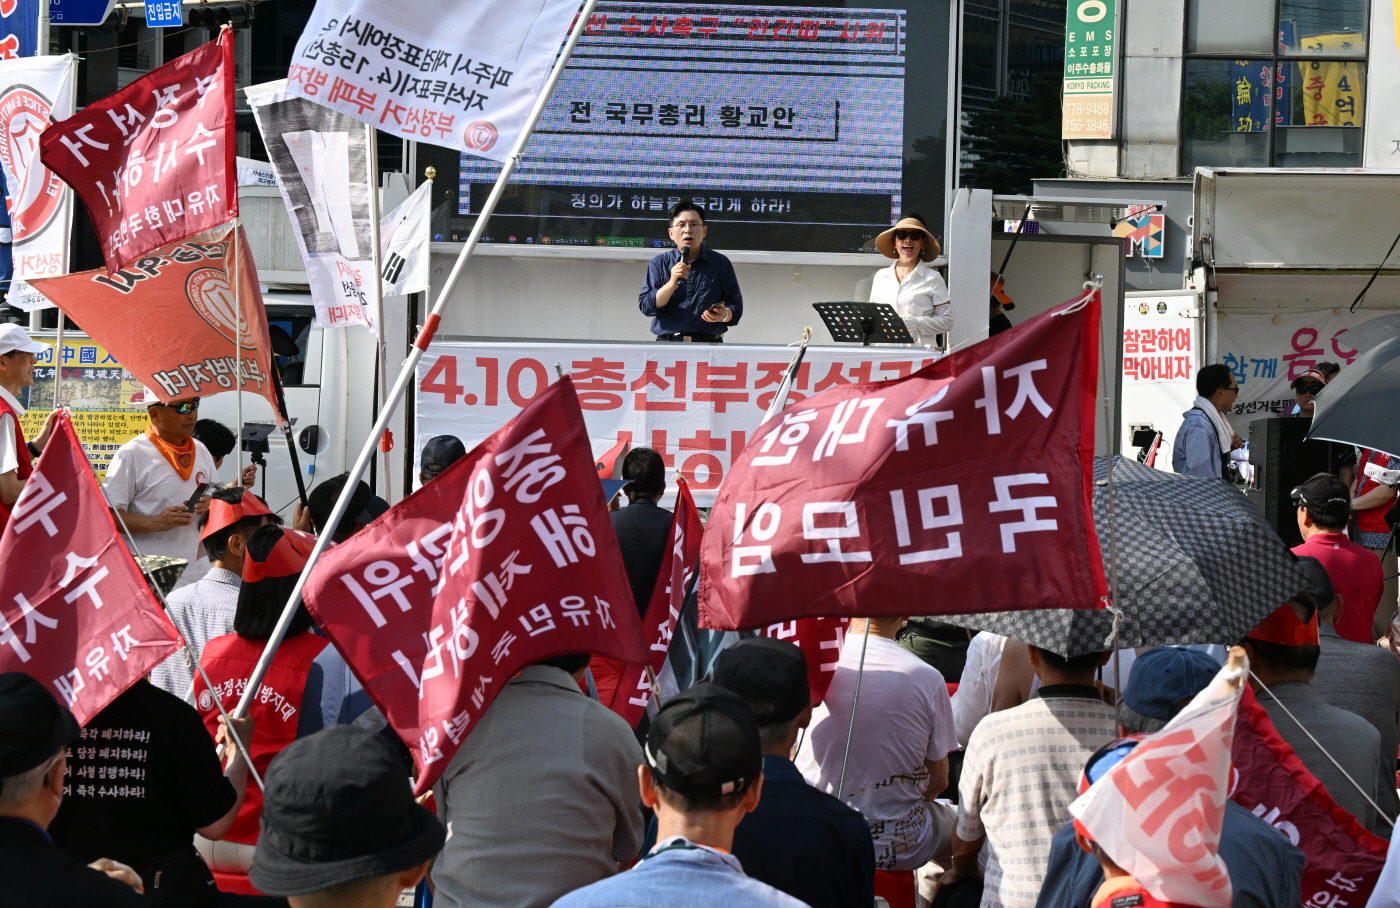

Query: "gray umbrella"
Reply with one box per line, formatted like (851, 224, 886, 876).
(942, 457, 1309, 656)
(1308, 334, 1400, 458)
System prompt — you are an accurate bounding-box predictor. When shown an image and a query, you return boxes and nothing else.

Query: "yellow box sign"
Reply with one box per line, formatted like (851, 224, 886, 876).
(18, 338, 149, 480)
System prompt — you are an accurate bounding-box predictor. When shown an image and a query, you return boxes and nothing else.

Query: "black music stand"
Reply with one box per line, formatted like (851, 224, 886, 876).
(813, 302, 915, 346)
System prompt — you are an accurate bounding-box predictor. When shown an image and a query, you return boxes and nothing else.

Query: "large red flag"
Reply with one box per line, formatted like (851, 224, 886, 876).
(27, 222, 277, 412)
(1230, 687, 1389, 905)
(38, 29, 235, 273)
(757, 617, 850, 705)
(699, 293, 1105, 630)
(303, 378, 649, 793)
(606, 480, 703, 725)
(0, 412, 181, 724)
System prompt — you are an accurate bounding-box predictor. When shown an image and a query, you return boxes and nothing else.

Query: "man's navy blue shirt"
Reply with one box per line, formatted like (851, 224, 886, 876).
(638, 245, 743, 336)
(730, 754, 875, 908)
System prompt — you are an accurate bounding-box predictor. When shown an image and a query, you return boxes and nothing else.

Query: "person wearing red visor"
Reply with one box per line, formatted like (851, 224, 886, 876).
(191, 525, 371, 879)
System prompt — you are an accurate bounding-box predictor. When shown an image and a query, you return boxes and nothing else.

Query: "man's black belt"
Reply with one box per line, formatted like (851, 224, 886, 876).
(656, 332, 724, 343)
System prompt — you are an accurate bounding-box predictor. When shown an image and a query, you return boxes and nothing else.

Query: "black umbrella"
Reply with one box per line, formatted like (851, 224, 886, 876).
(943, 457, 1309, 656)
(1308, 334, 1400, 458)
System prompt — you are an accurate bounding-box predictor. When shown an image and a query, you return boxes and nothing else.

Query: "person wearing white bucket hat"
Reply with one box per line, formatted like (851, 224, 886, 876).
(0, 323, 59, 530)
(869, 214, 952, 350)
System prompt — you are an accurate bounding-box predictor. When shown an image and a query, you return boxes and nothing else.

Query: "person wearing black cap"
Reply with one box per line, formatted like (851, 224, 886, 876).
(1291, 472, 1385, 644)
(1035, 648, 1305, 908)
(552, 683, 804, 908)
(250, 725, 445, 907)
(418, 434, 467, 488)
(0, 671, 148, 908)
(301, 472, 376, 542)
(714, 638, 875, 908)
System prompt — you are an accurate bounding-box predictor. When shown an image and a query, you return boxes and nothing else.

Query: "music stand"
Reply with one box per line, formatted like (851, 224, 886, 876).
(812, 302, 915, 346)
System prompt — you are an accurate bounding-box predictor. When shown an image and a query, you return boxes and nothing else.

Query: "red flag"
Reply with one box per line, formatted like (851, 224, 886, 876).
(699, 293, 1105, 630)
(0, 412, 181, 725)
(607, 480, 703, 725)
(27, 223, 278, 412)
(303, 378, 649, 793)
(757, 617, 850, 705)
(1230, 687, 1388, 904)
(39, 29, 235, 274)
(595, 438, 629, 479)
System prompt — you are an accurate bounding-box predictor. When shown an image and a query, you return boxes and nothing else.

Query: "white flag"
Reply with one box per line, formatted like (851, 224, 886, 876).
(1069, 659, 1246, 908)
(380, 179, 431, 298)
(285, 0, 582, 162)
(245, 80, 378, 333)
(0, 53, 75, 281)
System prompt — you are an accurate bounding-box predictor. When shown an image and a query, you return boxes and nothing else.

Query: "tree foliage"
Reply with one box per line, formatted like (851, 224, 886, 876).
(962, 72, 1066, 195)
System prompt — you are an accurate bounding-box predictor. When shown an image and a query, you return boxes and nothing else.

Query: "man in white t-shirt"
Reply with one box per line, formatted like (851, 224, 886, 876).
(796, 615, 958, 872)
(0, 325, 60, 529)
(103, 393, 218, 590)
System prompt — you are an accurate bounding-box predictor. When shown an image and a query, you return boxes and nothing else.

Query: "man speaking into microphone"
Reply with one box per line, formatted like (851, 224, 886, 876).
(638, 201, 744, 342)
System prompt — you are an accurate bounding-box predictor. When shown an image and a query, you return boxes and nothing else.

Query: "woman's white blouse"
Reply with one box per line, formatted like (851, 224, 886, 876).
(868, 260, 952, 348)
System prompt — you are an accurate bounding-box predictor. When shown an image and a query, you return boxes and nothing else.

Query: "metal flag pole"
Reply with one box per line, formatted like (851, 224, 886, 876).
(228, 0, 601, 724)
(365, 125, 392, 503)
(835, 617, 871, 800)
(233, 218, 243, 477)
(51, 309, 64, 409)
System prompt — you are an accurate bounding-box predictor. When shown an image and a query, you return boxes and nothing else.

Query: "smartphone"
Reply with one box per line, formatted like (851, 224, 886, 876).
(185, 482, 211, 512)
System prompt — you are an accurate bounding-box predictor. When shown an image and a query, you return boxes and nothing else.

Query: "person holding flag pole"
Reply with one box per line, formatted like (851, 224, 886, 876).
(225, 0, 604, 731)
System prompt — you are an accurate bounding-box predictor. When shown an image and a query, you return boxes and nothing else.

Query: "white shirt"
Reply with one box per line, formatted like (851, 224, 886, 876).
(103, 432, 218, 590)
(0, 384, 25, 476)
(869, 261, 953, 349)
(952, 632, 1006, 748)
(796, 634, 957, 870)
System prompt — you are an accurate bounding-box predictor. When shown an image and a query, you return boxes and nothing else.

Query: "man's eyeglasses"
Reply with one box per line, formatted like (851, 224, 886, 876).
(157, 399, 200, 414)
(1296, 385, 1324, 396)
(894, 230, 924, 241)
(1224, 385, 1240, 393)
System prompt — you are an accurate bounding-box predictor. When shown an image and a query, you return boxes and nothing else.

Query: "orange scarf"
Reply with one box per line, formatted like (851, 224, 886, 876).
(145, 425, 197, 481)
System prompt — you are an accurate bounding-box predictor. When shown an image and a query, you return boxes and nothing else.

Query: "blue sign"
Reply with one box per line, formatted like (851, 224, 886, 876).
(144, 0, 182, 27)
(0, 0, 39, 58)
(47, 0, 117, 26)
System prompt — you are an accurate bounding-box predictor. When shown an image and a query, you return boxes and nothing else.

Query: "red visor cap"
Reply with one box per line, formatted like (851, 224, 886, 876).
(201, 491, 274, 542)
(1248, 603, 1320, 647)
(242, 528, 318, 582)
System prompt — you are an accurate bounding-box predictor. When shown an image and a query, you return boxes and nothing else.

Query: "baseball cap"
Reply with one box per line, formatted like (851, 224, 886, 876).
(712, 638, 810, 726)
(0, 672, 80, 788)
(1074, 735, 1147, 852)
(1291, 473, 1351, 524)
(250, 726, 446, 896)
(1122, 647, 1220, 721)
(420, 435, 467, 479)
(0, 324, 49, 356)
(1290, 369, 1328, 390)
(645, 683, 762, 801)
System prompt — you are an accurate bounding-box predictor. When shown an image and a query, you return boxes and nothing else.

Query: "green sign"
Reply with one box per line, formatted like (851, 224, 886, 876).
(1062, 0, 1118, 139)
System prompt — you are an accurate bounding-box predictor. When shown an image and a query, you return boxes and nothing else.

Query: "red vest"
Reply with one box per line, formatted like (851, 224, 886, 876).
(1355, 449, 1393, 535)
(194, 631, 330, 844)
(0, 396, 33, 531)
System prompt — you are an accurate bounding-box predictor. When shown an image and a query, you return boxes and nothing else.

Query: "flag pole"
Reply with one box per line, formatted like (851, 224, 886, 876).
(227, 0, 601, 724)
(365, 123, 392, 503)
(51, 309, 64, 410)
(233, 217, 243, 478)
(835, 617, 871, 800)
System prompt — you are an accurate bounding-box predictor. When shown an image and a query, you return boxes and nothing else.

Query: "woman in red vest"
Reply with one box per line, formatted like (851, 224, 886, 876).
(192, 524, 370, 877)
(1352, 447, 1400, 639)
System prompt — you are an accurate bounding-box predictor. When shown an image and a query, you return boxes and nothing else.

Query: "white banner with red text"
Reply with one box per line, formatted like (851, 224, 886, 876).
(415, 342, 942, 508)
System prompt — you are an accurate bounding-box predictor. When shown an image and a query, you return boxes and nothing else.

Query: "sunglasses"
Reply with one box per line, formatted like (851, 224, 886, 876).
(894, 230, 924, 241)
(157, 399, 200, 414)
(1296, 385, 1323, 396)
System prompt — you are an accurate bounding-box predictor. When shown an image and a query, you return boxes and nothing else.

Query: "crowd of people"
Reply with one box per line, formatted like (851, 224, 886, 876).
(4, 318, 1400, 908)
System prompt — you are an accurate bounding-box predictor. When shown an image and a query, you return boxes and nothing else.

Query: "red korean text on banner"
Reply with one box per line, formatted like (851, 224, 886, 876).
(1230, 687, 1388, 905)
(27, 223, 278, 413)
(0, 412, 181, 725)
(757, 616, 849, 705)
(303, 378, 649, 794)
(607, 480, 704, 726)
(38, 28, 236, 274)
(698, 293, 1106, 630)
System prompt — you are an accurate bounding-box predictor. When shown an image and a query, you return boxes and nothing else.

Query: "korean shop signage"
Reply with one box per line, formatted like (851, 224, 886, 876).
(1062, 0, 1118, 139)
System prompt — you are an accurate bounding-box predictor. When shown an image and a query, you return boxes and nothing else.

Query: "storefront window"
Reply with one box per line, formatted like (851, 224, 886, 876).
(1279, 0, 1366, 57)
(1182, 60, 1272, 171)
(1186, 0, 1274, 54)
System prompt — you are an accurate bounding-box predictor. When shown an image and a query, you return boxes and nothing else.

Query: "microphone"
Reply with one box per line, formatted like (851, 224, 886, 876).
(677, 245, 689, 288)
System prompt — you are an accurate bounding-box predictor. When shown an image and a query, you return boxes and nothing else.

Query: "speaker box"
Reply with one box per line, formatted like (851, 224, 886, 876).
(1247, 417, 1341, 547)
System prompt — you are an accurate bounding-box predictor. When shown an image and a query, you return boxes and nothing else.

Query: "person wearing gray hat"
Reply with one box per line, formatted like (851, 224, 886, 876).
(1036, 648, 1305, 908)
(552, 683, 804, 908)
(715, 638, 875, 908)
(0, 672, 148, 908)
(251, 725, 445, 906)
(0, 323, 58, 530)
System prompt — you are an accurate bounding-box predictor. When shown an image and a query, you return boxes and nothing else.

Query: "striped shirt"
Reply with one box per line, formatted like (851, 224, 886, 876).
(150, 567, 241, 701)
(956, 689, 1117, 908)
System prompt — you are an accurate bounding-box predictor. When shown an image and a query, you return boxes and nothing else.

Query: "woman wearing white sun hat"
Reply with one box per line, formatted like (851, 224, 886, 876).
(869, 214, 951, 350)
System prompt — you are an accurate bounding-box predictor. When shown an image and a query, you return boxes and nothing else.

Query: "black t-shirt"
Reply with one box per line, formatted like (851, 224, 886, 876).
(48, 679, 236, 870)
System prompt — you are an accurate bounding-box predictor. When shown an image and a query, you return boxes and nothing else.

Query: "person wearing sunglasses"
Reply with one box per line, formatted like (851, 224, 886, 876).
(1282, 368, 1328, 418)
(103, 389, 220, 592)
(869, 215, 952, 350)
